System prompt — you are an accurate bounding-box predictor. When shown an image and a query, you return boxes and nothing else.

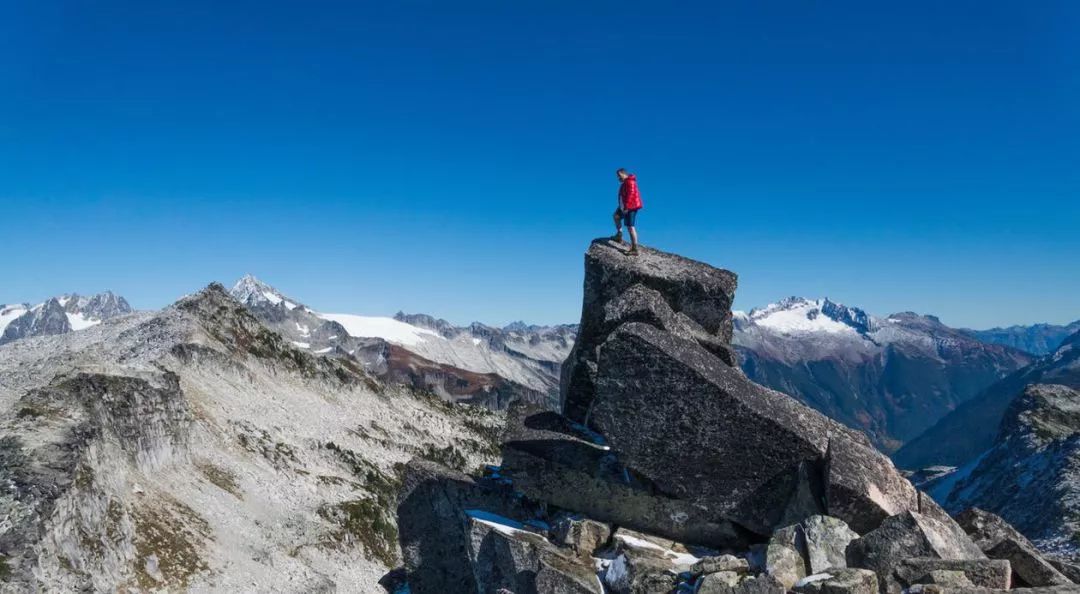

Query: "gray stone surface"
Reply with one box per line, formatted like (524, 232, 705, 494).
(803, 515, 859, 574)
(765, 524, 809, 589)
(847, 511, 986, 592)
(604, 550, 675, 594)
(1049, 559, 1080, 585)
(795, 568, 879, 594)
(956, 507, 1073, 587)
(500, 406, 745, 548)
(825, 433, 919, 535)
(551, 514, 612, 560)
(692, 554, 750, 576)
(561, 239, 738, 422)
(893, 558, 1012, 591)
(905, 586, 1080, 594)
(467, 516, 602, 594)
(697, 570, 743, 591)
(396, 459, 539, 594)
(925, 570, 977, 587)
(735, 574, 787, 594)
(590, 321, 848, 535)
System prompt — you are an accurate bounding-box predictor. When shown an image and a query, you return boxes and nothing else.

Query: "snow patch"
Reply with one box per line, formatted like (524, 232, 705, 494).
(465, 510, 533, 538)
(0, 305, 28, 335)
(796, 574, 833, 588)
(750, 298, 857, 335)
(930, 449, 990, 503)
(66, 312, 101, 331)
(317, 313, 443, 346)
(291, 341, 310, 349)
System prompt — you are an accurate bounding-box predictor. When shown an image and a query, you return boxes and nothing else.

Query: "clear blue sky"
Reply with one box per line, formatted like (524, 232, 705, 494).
(2, 1, 1078, 328)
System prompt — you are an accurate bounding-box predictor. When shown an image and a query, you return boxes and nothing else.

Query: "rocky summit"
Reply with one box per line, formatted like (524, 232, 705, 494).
(392, 240, 1068, 594)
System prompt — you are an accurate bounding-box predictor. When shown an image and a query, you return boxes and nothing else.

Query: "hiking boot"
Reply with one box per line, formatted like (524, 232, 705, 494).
(611, 231, 624, 244)
(627, 245, 640, 256)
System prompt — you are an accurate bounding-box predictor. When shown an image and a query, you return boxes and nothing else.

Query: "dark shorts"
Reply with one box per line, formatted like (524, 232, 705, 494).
(616, 207, 640, 227)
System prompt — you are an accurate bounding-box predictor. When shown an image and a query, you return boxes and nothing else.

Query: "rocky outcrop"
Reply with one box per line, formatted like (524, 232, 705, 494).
(394, 240, 996, 594)
(559, 240, 921, 539)
(891, 559, 1012, 591)
(561, 240, 738, 422)
(397, 459, 543, 592)
(794, 568, 879, 594)
(847, 511, 988, 592)
(956, 509, 1073, 587)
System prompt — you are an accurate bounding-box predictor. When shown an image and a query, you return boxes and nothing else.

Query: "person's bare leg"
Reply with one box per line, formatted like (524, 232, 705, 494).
(612, 212, 624, 242)
(628, 226, 639, 252)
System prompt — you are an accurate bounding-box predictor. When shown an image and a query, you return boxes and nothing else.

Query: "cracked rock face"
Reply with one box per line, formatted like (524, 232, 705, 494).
(956, 508, 1073, 588)
(847, 511, 988, 592)
(392, 240, 1028, 594)
(552, 239, 922, 540)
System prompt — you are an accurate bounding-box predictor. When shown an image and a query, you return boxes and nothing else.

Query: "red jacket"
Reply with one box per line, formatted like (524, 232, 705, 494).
(619, 174, 643, 211)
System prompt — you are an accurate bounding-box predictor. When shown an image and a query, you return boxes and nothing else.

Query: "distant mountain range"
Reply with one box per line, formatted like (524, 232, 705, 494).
(3, 281, 1073, 460)
(228, 275, 575, 409)
(960, 321, 1080, 356)
(0, 292, 132, 345)
(733, 297, 1034, 452)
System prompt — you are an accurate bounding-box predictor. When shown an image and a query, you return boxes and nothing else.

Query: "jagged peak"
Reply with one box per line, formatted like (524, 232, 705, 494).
(744, 296, 871, 334)
(229, 275, 301, 310)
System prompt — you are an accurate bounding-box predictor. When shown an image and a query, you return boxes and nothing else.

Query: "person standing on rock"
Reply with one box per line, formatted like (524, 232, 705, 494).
(612, 168, 643, 255)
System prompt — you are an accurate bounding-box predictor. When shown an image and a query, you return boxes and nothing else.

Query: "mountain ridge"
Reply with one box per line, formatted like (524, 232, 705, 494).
(227, 275, 574, 409)
(0, 290, 133, 345)
(894, 327, 1080, 469)
(733, 295, 1033, 452)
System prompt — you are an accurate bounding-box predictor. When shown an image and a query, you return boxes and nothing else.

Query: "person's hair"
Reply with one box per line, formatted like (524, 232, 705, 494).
(616, 168, 628, 176)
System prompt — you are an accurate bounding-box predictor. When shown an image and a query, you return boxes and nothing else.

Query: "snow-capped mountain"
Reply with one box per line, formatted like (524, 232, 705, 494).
(228, 275, 575, 408)
(0, 291, 133, 345)
(733, 297, 1033, 452)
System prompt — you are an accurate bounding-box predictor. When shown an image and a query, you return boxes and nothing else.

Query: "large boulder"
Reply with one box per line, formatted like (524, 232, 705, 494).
(551, 514, 612, 561)
(955, 508, 1073, 587)
(891, 558, 1012, 591)
(589, 321, 868, 534)
(803, 515, 860, 574)
(396, 459, 542, 594)
(825, 433, 919, 534)
(765, 524, 810, 589)
(466, 514, 601, 594)
(603, 538, 678, 594)
(847, 511, 986, 593)
(693, 555, 750, 576)
(561, 239, 738, 422)
(556, 240, 922, 540)
(794, 568, 879, 594)
(501, 405, 746, 548)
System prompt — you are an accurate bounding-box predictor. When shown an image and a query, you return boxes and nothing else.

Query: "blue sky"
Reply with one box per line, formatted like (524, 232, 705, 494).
(2, 1, 1078, 328)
